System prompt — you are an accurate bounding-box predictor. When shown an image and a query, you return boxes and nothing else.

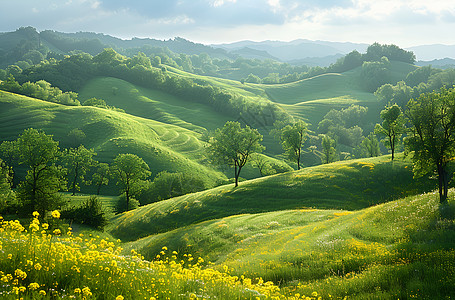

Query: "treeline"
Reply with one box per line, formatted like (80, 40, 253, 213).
(0, 27, 416, 88)
(0, 49, 290, 126)
(375, 66, 455, 108)
(242, 43, 415, 87)
(0, 76, 80, 105)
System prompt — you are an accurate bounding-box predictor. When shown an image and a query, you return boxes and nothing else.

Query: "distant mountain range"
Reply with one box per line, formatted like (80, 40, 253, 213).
(1, 27, 454, 68)
(212, 39, 455, 65)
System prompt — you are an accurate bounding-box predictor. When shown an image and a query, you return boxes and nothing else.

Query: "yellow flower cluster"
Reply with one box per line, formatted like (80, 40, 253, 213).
(0, 212, 295, 299)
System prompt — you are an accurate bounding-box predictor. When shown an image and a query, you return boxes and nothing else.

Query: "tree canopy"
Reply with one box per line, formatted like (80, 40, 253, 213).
(112, 153, 151, 211)
(374, 104, 406, 160)
(207, 121, 264, 187)
(280, 120, 308, 169)
(406, 87, 455, 203)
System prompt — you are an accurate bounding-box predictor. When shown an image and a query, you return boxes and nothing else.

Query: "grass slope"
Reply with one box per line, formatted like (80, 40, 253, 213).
(78, 77, 232, 133)
(107, 154, 435, 242)
(0, 90, 226, 188)
(125, 190, 455, 299)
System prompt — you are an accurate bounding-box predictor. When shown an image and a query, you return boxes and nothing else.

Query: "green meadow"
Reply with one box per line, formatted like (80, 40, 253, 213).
(1, 48, 454, 299)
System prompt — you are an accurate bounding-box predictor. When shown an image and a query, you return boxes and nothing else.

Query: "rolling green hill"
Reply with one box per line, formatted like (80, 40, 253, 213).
(78, 77, 232, 133)
(123, 190, 455, 299)
(0, 90, 226, 189)
(107, 154, 435, 242)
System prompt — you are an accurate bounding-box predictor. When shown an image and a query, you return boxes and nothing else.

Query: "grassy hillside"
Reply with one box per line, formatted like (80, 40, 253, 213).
(124, 190, 455, 299)
(107, 154, 435, 241)
(0, 90, 226, 189)
(78, 77, 232, 133)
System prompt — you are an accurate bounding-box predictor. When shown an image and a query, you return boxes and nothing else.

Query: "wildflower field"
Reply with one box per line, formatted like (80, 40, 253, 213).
(0, 212, 316, 299)
(2, 189, 455, 299)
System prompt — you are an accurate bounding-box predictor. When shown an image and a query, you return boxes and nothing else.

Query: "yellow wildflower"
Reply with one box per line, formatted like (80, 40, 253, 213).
(82, 286, 92, 296)
(32, 211, 39, 218)
(53, 229, 61, 235)
(34, 263, 42, 271)
(42, 223, 49, 230)
(28, 282, 40, 290)
(116, 296, 124, 300)
(74, 288, 81, 294)
(39, 290, 46, 296)
(51, 210, 60, 219)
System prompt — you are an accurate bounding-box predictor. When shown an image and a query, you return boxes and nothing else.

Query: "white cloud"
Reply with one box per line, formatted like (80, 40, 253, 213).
(211, 0, 237, 8)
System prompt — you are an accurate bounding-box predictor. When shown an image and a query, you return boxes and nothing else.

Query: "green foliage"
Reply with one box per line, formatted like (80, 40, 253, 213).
(405, 66, 440, 87)
(61, 145, 98, 196)
(112, 153, 151, 211)
(137, 171, 206, 205)
(250, 154, 277, 177)
(12, 128, 67, 216)
(0, 76, 80, 105)
(207, 121, 264, 187)
(374, 104, 406, 160)
(319, 134, 337, 164)
(317, 104, 368, 154)
(280, 120, 308, 169)
(364, 42, 416, 64)
(82, 97, 107, 107)
(91, 162, 110, 195)
(0, 158, 16, 214)
(245, 73, 262, 84)
(360, 57, 392, 92)
(360, 132, 381, 157)
(115, 193, 140, 213)
(406, 87, 455, 202)
(66, 128, 86, 148)
(61, 195, 108, 230)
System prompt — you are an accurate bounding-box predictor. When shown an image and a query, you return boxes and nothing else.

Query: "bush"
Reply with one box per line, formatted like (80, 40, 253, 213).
(115, 194, 140, 213)
(61, 196, 108, 230)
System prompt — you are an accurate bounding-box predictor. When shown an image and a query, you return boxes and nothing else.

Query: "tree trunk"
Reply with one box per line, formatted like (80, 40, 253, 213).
(437, 164, 448, 203)
(71, 165, 79, 196)
(125, 177, 130, 211)
(234, 161, 241, 187)
(297, 148, 301, 170)
(390, 135, 395, 161)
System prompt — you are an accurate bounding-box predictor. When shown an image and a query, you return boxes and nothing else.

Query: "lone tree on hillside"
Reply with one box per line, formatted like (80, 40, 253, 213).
(112, 153, 151, 211)
(280, 120, 308, 170)
(406, 87, 455, 203)
(374, 104, 406, 160)
(207, 121, 264, 187)
(320, 134, 337, 164)
(13, 128, 66, 216)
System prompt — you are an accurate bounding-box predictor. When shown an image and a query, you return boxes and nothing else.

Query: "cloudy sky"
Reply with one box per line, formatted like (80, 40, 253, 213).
(1, 0, 455, 47)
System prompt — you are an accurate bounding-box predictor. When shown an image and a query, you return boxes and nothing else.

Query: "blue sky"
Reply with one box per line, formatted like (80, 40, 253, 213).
(1, 0, 454, 46)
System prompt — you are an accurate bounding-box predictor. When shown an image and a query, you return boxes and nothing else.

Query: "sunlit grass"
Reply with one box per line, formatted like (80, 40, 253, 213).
(126, 190, 455, 299)
(0, 213, 315, 299)
(108, 154, 435, 242)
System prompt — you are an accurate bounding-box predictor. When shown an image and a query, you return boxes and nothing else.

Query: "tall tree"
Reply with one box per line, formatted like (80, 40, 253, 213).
(92, 162, 110, 195)
(406, 87, 455, 203)
(14, 128, 66, 216)
(62, 145, 97, 196)
(374, 104, 406, 160)
(112, 153, 151, 211)
(207, 121, 264, 187)
(320, 135, 337, 164)
(361, 133, 381, 157)
(280, 120, 308, 169)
